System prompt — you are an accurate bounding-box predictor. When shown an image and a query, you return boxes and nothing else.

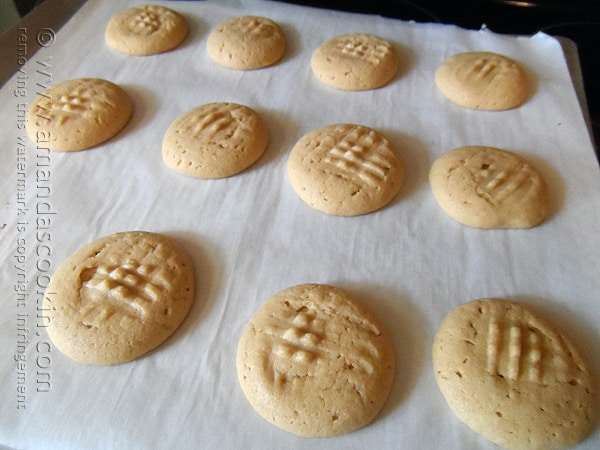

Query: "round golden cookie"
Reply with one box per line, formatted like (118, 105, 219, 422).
(236, 284, 395, 437)
(311, 33, 399, 90)
(26, 78, 133, 152)
(162, 102, 269, 179)
(44, 231, 195, 365)
(105, 4, 188, 56)
(287, 123, 404, 216)
(433, 298, 598, 450)
(429, 146, 550, 229)
(207, 15, 286, 70)
(435, 51, 529, 110)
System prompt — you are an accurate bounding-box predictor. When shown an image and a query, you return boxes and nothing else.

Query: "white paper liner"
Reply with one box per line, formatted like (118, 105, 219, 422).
(1, 1, 599, 448)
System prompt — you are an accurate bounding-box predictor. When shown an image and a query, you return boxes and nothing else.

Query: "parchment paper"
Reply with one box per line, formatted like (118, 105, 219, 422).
(1, 0, 599, 448)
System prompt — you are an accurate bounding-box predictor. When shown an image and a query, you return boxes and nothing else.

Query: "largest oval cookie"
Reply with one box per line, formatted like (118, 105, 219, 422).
(236, 284, 395, 437)
(433, 299, 597, 450)
(44, 231, 195, 365)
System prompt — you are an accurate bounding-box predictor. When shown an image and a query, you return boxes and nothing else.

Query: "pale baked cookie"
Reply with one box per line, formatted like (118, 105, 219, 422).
(26, 78, 133, 151)
(44, 231, 195, 365)
(237, 284, 395, 437)
(162, 102, 269, 179)
(105, 4, 188, 56)
(435, 51, 529, 110)
(429, 146, 550, 228)
(287, 124, 404, 216)
(433, 298, 597, 450)
(207, 15, 286, 70)
(311, 33, 399, 90)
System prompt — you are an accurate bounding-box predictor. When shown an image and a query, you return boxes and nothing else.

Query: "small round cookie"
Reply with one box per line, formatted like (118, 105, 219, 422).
(433, 298, 597, 450)
(162, 102, 269, 179)
(44, 231, 195, 365)
(429, 146, 550, 228)
(435, 51, 529, 110)
(311, 33, 399, 90)
(207, 15, 286, 70)
(287, 123, 404, 216)
(105, 4, 188, 56)
(237, 284, 395, 437)
(26, 78, 133, 152)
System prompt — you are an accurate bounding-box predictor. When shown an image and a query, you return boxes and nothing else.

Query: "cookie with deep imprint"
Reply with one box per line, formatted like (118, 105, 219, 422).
(287, 123, 404, 216)
(26, 78, 133, 151)
(105, 4, 188, 56)
(162, 102, 269, 179)
(44, 231, 195, 365)
(435, 51, 529, 110)
(429, 145, 550, 228)
(311, 33, 399, 90)
(433, 298, 597, 449)
(236, 283, 395, 437)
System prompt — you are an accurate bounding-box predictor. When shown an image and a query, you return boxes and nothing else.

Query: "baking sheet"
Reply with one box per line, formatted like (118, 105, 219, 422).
(1, 0, 600, 448)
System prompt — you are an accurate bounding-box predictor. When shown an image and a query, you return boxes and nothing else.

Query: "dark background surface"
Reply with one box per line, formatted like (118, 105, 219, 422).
(274, 0, 600, 154)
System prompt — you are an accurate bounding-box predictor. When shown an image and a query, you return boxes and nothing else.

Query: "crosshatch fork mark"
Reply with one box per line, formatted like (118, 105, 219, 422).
(130, 9, 161, 33)
(484, 311, 577, 384)
(267, 309, 323, 366)
(79, 263, 167, 326)
(263, 304, 382, 386)
(470, 57, 500, 80)
(181, 106, 251, 140)
(234, 17, 277, 38)
(465, 56, 515, 83)
(335, 37, 390, 65)
(186, 111, 234, 139)
(45, 82, 119, 126)
(323, 127, 392, 188)
(465, 159, 540, 206)
(53, 92, 90, 122)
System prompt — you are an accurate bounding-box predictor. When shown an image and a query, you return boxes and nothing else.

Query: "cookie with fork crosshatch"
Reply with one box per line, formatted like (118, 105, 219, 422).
(236, 283, 395, 437)
(435, 51, 529, 110)
(162, 102, 269, 179)
(311, 33, 399, 90)
(287, 123, 404, 216)
(26, 78, 132, 151)
(429, 146, 550, 228)
(105, 4, 188, 56)
(432, 298, 597, 449)
(44, 231, 195, 365)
